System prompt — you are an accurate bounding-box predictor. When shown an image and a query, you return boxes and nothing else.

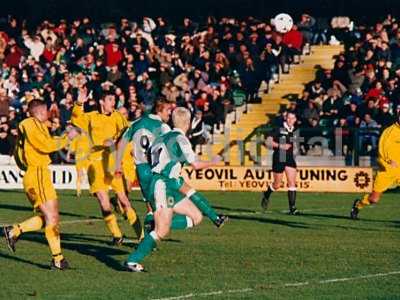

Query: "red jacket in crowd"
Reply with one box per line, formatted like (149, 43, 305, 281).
(105, 43, 123, 67)
(283, 29, 303, 51)
(42, 48, 57, 63)
(5, 46, 22, 67)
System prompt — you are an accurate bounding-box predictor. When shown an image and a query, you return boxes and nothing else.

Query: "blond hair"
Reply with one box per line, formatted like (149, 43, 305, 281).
(172, 107, 191, 129)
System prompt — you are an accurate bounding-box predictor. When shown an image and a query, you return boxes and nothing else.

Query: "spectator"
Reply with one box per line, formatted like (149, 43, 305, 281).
(297, 14, 316, 44)
(282, 25, 304, 63)
(0, 88, 10, 116)
(189, 110, 207, 150)
(375, 103, 394, 128)
(359, 113, 380, 153)
(0, 14, 316, 165)
(23, 34, 44, 61)
(321, 88, 343, 121)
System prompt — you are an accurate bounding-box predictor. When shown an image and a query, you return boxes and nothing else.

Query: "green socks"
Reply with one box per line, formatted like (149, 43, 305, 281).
(128, 231, 157, 263)
(188, 191, 219, 223)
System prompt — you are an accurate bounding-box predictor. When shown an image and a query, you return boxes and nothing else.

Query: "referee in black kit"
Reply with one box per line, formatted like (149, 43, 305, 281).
(261, 111, 300, 215)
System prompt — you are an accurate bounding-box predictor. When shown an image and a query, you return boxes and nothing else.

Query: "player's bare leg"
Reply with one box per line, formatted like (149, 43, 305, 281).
(261, 172, 284, 211)
(351, 191, 382, 219)
(116, 191, 143, 240)
(3, 194, 44, 253)
(173, 198, 203, 226)
(95, 191, 124, 244)
(76, 169, 84, 197)
(38, 199, 69, 269)
(3, 197, 68, 270)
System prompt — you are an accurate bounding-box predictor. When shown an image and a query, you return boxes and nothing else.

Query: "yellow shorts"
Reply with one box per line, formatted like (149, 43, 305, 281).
(373, 169, 400, 193)
(123, 164, 137, 187)
(76, 159, 90, 173)
(23, 166, 57, 209)
(87, 159, 124, 194)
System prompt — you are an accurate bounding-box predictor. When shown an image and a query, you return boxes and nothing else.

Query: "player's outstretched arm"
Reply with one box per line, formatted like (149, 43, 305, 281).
(190, 155, 222, 170)
(24, 123, 79, 154)
(176, 134, 222, 170)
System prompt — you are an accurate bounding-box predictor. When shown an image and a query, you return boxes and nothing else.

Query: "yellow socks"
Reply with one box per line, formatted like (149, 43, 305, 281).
(104, 213, 123, 238)
(356, 195, 371, 210)
(45, 224, 64, 262)
(125, 207, 137, 225)
(125, 208, 144, 240)
(12, 215, 45, 238)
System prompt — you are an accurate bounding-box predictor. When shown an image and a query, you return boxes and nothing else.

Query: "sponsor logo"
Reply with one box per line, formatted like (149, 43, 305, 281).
(353, 171, 371, 189)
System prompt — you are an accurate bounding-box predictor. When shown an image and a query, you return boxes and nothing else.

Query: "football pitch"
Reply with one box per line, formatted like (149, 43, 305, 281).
(0, 190, 399, 299)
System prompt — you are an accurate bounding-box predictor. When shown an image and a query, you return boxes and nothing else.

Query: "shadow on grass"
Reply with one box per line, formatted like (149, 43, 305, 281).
(13, 232, 132, 271)
(299, 212, 396, 224)
(392, 221, 400, 228)
(0, 203, 98, 219)
(227, 214, 312, 229)
(212, 205, 257, 213)
(0, 251, 50, 269)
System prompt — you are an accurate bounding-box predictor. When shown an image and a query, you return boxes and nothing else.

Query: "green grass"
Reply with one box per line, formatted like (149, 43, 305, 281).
(0, 190, 399, 299)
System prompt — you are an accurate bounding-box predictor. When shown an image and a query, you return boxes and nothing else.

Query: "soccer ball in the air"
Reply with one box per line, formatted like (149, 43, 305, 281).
(273, 13, 293, 33)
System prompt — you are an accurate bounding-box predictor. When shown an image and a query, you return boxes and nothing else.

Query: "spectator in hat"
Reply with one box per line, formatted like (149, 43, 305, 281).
(297, 14, 316, 44)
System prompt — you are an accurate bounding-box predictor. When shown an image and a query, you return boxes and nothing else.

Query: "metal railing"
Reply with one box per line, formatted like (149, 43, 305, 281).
(223, 125, 382, 167)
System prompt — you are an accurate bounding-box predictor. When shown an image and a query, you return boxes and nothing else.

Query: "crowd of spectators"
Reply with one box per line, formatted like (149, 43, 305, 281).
(273, 14, 400, 160)
(0, 14, 319, 161)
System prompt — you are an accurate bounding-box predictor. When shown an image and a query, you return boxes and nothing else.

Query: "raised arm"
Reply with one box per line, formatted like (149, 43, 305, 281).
(71, 89, 89, 132)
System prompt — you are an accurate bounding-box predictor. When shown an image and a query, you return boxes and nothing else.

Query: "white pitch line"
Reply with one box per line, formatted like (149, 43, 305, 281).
(319, 271, 400, 284)
(150, 271, 400, 300)
(284, 282, 309, 287)
(151, 288, 253, 300)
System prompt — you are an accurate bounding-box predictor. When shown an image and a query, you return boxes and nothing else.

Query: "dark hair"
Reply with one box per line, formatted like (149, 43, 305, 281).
(28, 99, 46, 114)
(101, 90, 115, 99)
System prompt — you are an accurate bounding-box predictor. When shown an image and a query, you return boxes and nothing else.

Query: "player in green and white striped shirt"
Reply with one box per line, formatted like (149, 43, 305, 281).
(116, 100, 227, 233)
(125, 107, 227, 272)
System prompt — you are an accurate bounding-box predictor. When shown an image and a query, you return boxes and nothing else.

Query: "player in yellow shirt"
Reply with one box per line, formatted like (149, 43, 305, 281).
(351, 118, 400, 219)
(71, 89, 142, 244)
(67, 132, 91, 197)
(3, 99, 79, 270)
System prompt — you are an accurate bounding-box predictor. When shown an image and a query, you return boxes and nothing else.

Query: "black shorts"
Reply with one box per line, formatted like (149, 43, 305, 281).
(272, 154, 297, 173)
